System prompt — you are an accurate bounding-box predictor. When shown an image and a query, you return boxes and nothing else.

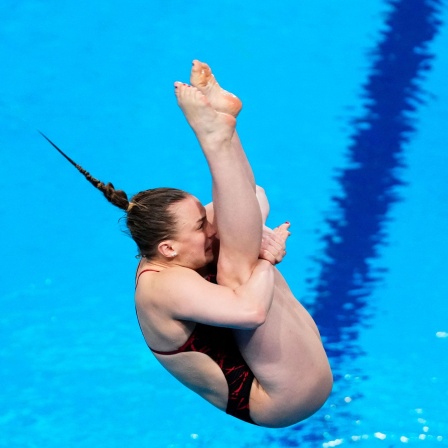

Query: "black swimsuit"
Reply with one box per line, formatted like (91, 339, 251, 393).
(136, 269, 256, 424)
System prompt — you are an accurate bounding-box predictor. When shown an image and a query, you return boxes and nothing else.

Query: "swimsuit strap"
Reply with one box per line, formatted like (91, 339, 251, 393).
(135, 268, 160, 287)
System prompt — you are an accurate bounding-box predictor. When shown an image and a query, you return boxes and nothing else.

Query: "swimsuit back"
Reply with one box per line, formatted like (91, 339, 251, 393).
(135, 267, 256, 424)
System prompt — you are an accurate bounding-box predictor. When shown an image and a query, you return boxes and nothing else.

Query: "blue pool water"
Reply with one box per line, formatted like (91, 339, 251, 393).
(1, 1, 447, 446)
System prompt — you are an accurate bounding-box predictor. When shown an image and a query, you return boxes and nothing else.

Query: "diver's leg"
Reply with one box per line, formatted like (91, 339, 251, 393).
(189, 62, 333, 427)
(175, 83, 262, 287)
(190, 60, 256, 191)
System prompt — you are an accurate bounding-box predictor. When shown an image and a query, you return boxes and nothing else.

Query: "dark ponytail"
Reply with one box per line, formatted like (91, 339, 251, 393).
(40, 131, 189, 259)
(39, 131, 130, 211)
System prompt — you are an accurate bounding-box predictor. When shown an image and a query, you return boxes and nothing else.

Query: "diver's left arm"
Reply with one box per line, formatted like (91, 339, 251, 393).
(260, 222, 290, 265)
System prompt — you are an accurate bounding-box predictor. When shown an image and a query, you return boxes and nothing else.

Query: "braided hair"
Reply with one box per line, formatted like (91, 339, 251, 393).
(40, 132, 189, 259)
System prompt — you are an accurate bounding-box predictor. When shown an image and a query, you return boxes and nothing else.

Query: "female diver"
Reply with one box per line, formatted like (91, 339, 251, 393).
(44, 60, 332, 427)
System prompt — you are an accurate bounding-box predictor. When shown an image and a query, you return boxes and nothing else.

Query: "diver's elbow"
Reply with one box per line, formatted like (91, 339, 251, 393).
(244, 305, 268, 329)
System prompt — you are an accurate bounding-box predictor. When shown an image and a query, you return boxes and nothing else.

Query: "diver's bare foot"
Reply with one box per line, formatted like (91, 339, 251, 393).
(174, 82, 236, 146)
(190, 60, 242, 117)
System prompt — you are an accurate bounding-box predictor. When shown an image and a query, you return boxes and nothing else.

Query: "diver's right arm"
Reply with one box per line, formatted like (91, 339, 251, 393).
(136, 259, 274, 330)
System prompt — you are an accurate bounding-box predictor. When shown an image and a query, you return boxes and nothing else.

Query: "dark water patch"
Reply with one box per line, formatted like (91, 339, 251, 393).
(266, 0, 443, 445)
(310, 0, 443, 359)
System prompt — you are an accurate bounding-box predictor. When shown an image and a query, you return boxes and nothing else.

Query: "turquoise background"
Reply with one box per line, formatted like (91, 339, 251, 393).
(1, 1, 447, 446)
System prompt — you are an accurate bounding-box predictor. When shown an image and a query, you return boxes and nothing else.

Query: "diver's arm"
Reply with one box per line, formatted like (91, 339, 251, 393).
(137, 260, 274, 330)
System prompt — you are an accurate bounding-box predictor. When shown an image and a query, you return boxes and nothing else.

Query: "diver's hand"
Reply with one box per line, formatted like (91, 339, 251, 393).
(259, 222, 290, 265)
